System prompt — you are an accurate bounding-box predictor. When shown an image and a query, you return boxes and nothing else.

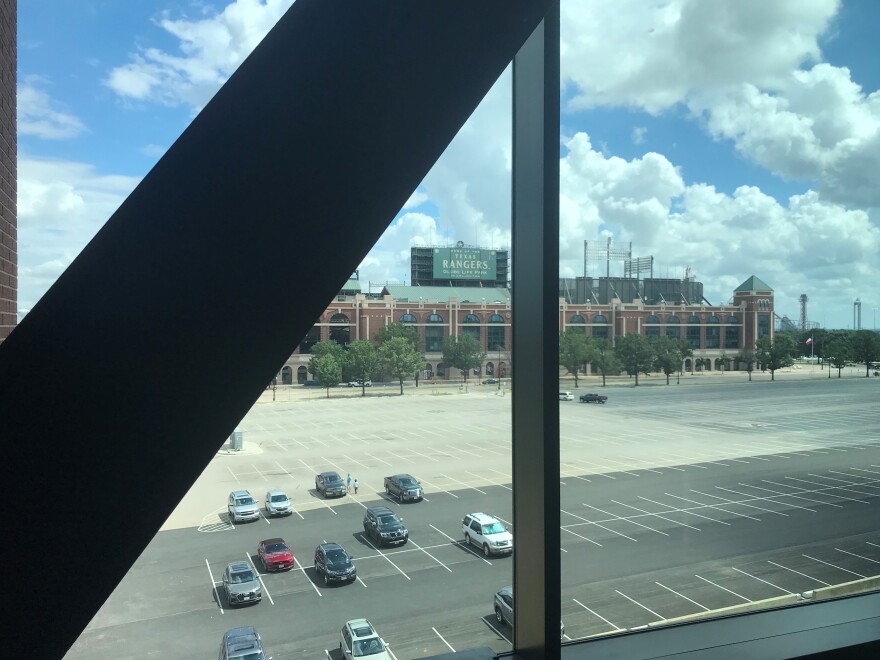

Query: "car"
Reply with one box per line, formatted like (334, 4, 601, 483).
(315, 471, 347, 498)
(579, 392, 608, 404)
(339, 619, 391, 659)
(363, 505, 408, 546)
(482, 378, 499, 384)
(493, 586, 564, 639)
(218, 626, 271, 660)
(462, 512, 513, 557)
(384, 474, 423, 502)
(302, 379, 321, 387)
(558, 391, 574, 401)
(264, 489, 292, 516)
(222, 561, 262, 606)
(314, 542, 357, 585)
(348, 379, 372, 387)
(227, 490, 260, 523)
(258, 537, 294, 571)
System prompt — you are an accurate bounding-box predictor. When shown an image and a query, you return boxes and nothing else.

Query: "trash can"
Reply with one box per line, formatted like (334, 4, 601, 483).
(230, 427, 244, 451)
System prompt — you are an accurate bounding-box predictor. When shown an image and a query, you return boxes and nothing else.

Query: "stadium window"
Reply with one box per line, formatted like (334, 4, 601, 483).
(665, 315, 680, 338)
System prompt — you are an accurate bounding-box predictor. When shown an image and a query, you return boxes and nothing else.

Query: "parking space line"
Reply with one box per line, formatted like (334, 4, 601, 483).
(466, 442, 507, 456)
(695, 574, 751, 602)
(621, 454, 686, 472)
(738, 482, 832, 509)
(664, 492, 761, 522)
(612, 499, 701, 532)
(664, 454, 710, 468)
(638, 495, 728, 525)
(828, 470, 880, 488)
(270, 438, 288, 452)
(293, 556, 323, 596)
(835, 547, 880, 564)
(731, 567, 791, 594)
(467, 470, 511, 491)
(767, 560, 831, 586)
(343, 454, 371, 469)
(481, 618, 511, 643)
(420, 478, 459, 498)
(386, 644, 399, 660)
(205, 559, 224, 614)
(487, 468, 513, 482)
(430, 524, 492, 564)
(387, 449, 418, 465)
(717, 485, 815, 513)
(615, 590, 664, 621)
(406, 447, 441, 463)
(409, 539, 453, 573)
(271, 461, 306, 519)
(432, 627, 455, 652)
(561, 525, 603, 547)
(656, 582, 709, 611)
(564, 508, 637, 542)
(365, 452, 393, 467)
(802, 555, 866, 579)
(869, 542, 880, 550)
(572, 598, 622, 631)
(783, 476, 873, 502)
(440, 473, 487, 495)
(252, 464, 269, 482)
(690, 489, 788, 517)
(358, 533, 411, 580)
(245, 555, 274, 605)
(584, 502, 669, 536)
(226, 466, 240, 484)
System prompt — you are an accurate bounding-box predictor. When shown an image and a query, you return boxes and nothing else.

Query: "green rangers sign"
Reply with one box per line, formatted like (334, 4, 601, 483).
(432, 248, 497, 280)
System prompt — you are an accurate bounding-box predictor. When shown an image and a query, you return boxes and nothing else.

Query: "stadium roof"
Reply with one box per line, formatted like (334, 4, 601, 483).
(734, 275, 773, 292)
(382, 285, 510, 304)
(340, 278, 362, 293)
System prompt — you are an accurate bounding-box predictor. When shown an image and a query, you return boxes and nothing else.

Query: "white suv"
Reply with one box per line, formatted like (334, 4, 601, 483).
(339, 619, 390, 659)
(462, 513, 513, 557)
(559, 391, 574, 401)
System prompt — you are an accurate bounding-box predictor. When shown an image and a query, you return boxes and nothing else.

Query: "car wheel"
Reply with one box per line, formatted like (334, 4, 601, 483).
(483, 543, 491, 557)
(464, 533, 470, 546)
(495, 606, 504, 624)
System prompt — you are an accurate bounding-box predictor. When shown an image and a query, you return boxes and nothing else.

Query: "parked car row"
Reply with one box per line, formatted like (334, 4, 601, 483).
(559, 391, 609, 404)
(219, 619, 392, 660)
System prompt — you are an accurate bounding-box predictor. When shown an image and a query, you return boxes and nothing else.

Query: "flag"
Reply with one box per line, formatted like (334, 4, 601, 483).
(806, 337, 813, 345)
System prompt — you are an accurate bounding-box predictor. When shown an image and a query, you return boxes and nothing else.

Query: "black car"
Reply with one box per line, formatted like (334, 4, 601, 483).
(362, 506, 408, 546)
(579, 393, 608, 404)
(384, 474, 423, 502)
(315, 471, 347, 498)
(314, 542, 356, 585)
(482, 378, 499, 384)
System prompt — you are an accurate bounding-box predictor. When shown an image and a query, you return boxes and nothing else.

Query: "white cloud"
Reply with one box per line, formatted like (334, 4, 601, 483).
(402, 190, 429, 210)
(17, 82, 86, 139)
(105, 0, 295, 110)
(631, 126, 647, 145)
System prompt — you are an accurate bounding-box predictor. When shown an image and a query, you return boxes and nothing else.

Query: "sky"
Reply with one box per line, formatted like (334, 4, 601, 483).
(16, 0, 880, 329)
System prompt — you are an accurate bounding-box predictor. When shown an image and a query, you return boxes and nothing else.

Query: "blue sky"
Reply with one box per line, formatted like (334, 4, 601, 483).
(17, 0, 880, 329)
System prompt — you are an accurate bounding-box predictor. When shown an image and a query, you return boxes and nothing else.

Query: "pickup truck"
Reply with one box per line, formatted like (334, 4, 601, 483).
(384, 474, 423, 502)
(579, 393, 608, 404)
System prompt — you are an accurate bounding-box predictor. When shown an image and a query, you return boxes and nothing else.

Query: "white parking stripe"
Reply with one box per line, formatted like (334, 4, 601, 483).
(440, 473, 487, 494)
(205, 559, 224, 614)
(782, 476, 873, 502)
(271, 461, 305, 519)
(359, 533, 411, 580)
(716, 485, 815, 513)
(612, 499, 701, 531)
(656, 582, 709, 611)
(252, 464, 269, 482)
(638, 495, 728, 525)
(430, 524, 492, 564)
(467, 470, 512, 491)
(835, 547, 880, 564)
(802, 554, 866, 579)
(615, 590, 664, 621)
(731, 567, 791, 594)
(420, 478, 459, 499)
(244, 555, 274, 605)
(767, 560, 831, 586)
(293, 556, 322, 596)
(433, 627, 455, 652)
(583, 502, 668, 536)
(564, 508, 638, 542)
(664, 492, 761, 522)
(736, 483, 831, 509)
(695, 574, 751, 602)
(867, 541, 880, 549)
(690, 489, 788, 516)
(365, 452, 393, 467)
(561, 525, 603, 547)
(409, 539, 452, 573)
(481, 618, 511, 643)
(343, 454, 371, 469)
(227, 466, 240, 484)
(572, 598, 622, 631)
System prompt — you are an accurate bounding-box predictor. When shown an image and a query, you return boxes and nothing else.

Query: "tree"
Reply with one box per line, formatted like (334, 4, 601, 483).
(589, 340, 620, 387)
(652, 336, 686, 385)
(852, 330, 880, 378)
(442, 334, 485, 383)
(308, 340, 345, 379)
(755, 335, 794, 381)
(740, 348, 756, 381)
(379, 337, 424, 395)
(559, 330, 596, 387)
(615, 333, 654, 386)
(375, 322, 421, 351)
(826, 337, 853, 378)
(345, 340, 379, 395)
(314, 354, 341, 398)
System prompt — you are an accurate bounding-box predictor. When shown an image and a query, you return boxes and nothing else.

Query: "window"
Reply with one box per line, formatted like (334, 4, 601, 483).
(725, 315, 739, 348)
(425, 313, 444, 352)
(329, 313, 350, 347)
(488, 313, 505, 351)
(592, 314, 608, 340)
(705, 315, 720, 348)
(758, 314, 770, 339)
(297, 325, 321, 354)
(665, 315, 680, 338)
(645, 314, 660, 339)
(400, 313, 416, 323)
(462, 313, 481, 344)
(687, 315, 701, 348)
(569, 313, 586, 332)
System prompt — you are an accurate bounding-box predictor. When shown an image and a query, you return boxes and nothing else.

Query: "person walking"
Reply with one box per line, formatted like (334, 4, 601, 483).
(353, 478, 359, 495)
(346, 473, 352, 494)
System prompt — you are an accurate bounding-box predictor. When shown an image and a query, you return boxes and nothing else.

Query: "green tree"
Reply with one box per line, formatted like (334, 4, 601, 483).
(314, 353, 341, 398)
(442, 334, 485, 383)
(740, 348, 756, 381)
(379, 337, 424, 395)
(852, 330, 880, 378)
(652, 336, 685, 385)
(345, 339, 379, 395)
(755, 335, 794, 381)
(374, 322, 422, 351)
(615, 333, 655, 386)
(826, 337, 853, 378)
(308, 340, 345, 379)
(592, 340, 621, 387)
(559, 330, 596, 388)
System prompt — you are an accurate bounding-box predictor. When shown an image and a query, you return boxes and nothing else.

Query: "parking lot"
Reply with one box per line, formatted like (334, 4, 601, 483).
(66, 378, 880, 659)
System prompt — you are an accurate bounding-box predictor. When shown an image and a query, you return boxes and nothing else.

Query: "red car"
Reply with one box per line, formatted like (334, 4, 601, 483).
(258, 537, 294, 571)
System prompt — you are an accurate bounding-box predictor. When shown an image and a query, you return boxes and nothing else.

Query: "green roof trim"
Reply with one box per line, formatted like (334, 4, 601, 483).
(382, 285, 511, 304)
(339, 279, 362, 293)
(734, 275, 773, 292)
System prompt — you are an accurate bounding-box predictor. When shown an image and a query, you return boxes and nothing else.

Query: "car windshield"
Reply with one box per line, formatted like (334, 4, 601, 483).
(327, 549, 348, 565)
(236, 497, 254, 505)
(265, 543, 287, 553)
(399, 478, 417, 487)
(352, 638, 384, 656)
(270, 494, 287, 502)
(230, 570, 256, 584)
(378, 516, 397, 527)
(325, 475, 342, 485)
(483, 522, 506, 534)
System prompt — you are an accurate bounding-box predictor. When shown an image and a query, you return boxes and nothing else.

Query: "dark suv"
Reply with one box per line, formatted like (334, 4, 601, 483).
(314, 542, 357, 585)
(362, 506, 408, 546)
(315, 471, 347, 498)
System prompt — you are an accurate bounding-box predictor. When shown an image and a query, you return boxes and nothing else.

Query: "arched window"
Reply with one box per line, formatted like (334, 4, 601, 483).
(645, 314, 660, 339)
(488, 314, 505, 351)
(706, 315, 720, 348)
(461, 313, 481, 344)
(665, 315, 680, 339)
(437, 362, 447, 377)
(425, 313, 444, 352)
(684, 358, 693, 373)
(725, 315, 739, 348)
(296, 366, 308, 384)
(568, 314, 586, 333)
(400, 313, 416, 323)
(687, 315, 701, 348)
(485, 361, 495, 375)
(281, 366, 293, 385)
(329, 312, 350, 347)
(297, 325, 321, 354)
(424, 362, 434, 379)
(592, 314, 608, 340)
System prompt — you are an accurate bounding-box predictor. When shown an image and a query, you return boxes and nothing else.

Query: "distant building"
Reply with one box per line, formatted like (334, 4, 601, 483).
(0, 0, 16, 342)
